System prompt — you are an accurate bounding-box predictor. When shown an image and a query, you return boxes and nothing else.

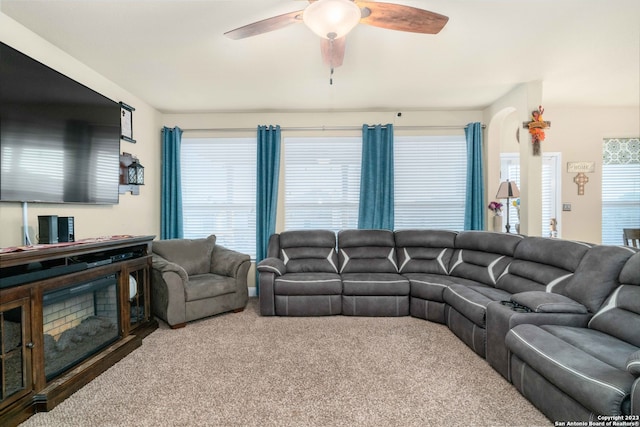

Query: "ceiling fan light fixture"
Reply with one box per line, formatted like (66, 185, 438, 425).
(303, 0, 362, 40)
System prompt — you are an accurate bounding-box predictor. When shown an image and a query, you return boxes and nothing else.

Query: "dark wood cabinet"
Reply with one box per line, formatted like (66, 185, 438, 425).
(0, 236, 157, 426)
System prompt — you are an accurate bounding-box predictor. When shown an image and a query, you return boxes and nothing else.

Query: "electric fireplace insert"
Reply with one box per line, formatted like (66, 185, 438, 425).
(42, 274, 120, 380)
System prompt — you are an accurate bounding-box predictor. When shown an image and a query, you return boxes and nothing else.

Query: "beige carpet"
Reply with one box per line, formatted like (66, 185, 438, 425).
(21, 298, 551, 427)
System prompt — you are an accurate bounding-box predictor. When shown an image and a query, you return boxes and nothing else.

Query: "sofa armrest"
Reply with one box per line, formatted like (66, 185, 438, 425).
(257, 257, 285, 316)
(510, 291, 589, 314)
(632, 378, 640, 416)
(486, 299, 592, 381)
(211, 245, 251, 278)
(150, 254, 188, 326)
(257, 257, 286, 276)
(628, 350, 640, 376)
(152, 254, 189, 282)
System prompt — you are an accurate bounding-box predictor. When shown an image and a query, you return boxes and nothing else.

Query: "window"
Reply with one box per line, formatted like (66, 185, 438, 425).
(284, 137, 361, 231)
(500, 153, 561, 237)
(602, 138, 640, 245)
(394, 136, 467, 230)
(181, 137, 257, 258)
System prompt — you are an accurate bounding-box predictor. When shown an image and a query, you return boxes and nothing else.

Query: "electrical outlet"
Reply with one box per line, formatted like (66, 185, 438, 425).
(562, 203, 572, 211)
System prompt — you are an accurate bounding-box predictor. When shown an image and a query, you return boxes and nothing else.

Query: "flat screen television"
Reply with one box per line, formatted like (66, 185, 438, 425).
(0, 42, 121, 204)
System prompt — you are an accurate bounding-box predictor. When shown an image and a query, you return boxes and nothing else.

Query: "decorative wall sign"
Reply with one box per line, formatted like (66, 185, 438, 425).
(567, 161, 595, 173)
(120, 102, 136, 143)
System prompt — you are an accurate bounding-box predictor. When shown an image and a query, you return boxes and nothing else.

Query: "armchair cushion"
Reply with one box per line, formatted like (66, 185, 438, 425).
(152, 235, 216, 276)
(185, 274, 239, 301)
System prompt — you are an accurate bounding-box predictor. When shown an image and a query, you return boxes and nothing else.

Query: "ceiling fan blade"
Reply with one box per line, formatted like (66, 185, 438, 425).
(224, 10, 304, 40)
(358, 2, 449, 34)
(321, 37, 346, 68)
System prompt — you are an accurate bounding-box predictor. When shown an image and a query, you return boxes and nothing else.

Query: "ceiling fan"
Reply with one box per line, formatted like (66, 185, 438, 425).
(224, 0, 449, 75)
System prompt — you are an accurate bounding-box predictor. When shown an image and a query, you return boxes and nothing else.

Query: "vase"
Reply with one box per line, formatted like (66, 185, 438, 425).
(492, 215, 502, 232)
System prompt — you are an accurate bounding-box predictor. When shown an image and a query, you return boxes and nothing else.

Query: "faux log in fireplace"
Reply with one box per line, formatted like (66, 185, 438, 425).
(0, 236, 157, 427)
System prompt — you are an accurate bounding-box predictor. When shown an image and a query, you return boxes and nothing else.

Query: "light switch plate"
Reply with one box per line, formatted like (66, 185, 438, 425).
(562, 203, 572, 211)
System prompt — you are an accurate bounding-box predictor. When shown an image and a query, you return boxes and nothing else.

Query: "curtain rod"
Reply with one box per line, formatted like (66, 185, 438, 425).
(181, 124, 485, 132)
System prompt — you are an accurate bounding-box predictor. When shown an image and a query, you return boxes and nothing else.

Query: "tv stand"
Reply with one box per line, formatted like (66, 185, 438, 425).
(0, 236, 158, 426)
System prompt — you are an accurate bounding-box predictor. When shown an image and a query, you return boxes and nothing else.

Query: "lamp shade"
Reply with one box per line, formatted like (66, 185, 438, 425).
(303, 0, 362, 40)
(496, 180, 520, 199)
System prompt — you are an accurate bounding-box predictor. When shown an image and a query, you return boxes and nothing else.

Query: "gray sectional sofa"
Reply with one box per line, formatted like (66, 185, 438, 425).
(257, 229, 640, 422)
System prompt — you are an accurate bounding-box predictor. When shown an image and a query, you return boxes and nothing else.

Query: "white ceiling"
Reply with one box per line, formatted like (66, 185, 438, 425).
(2, 0, 639, 113)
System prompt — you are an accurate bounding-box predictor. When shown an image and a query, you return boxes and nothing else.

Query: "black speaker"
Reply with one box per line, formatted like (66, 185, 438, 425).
(58, 216, 75, 243)
(38, 215, 59, 244)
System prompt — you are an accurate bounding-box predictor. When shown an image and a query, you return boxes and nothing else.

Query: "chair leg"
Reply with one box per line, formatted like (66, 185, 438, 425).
(170, 322, 187, 329)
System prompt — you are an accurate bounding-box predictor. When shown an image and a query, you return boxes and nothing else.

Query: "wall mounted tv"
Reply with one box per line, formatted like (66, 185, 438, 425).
(0, 42, 121, 204)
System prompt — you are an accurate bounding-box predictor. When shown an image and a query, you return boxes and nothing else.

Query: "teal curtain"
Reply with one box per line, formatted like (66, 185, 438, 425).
(358, 124, 394, 230)
(160, 126, 183, 240)
(464, 122, 485, 230)
(256, 125, 281, 292)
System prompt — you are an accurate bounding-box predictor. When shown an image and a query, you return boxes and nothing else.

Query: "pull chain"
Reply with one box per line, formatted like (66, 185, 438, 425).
(330, 67, 334, 85)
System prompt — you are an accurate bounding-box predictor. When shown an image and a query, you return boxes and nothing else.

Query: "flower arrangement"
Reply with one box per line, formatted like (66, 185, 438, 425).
(488, 201, 504, 216)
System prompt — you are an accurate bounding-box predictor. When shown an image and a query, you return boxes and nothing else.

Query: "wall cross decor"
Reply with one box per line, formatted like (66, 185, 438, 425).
(568, 161, 595, 195)
(522, 106, 550, 156)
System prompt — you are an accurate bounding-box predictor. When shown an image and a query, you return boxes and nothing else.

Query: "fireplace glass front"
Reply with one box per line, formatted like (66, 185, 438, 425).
(42, 274, 120, 380)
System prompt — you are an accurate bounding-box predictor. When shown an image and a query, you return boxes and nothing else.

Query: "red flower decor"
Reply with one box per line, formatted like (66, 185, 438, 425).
(528, 106, 548, 156)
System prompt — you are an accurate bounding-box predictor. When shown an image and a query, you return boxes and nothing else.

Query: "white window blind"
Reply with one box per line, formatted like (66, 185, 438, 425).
(284, 137, 361, 231)
(181, 137, 257, 258)
(602, 138, 640, 245)
(394, 136, 467, 230)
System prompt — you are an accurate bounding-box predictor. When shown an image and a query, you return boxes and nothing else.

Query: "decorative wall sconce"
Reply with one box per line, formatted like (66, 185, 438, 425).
(119, 152, 144, 195)
(127, 158, 145, 185)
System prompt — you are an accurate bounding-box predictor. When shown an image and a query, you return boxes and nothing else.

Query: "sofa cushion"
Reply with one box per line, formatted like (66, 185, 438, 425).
(274, 273, 342, 295)
(406, 273, 478, 303)
(278, 230, 338, 274)
(588, 285, 640, 348)
(443, 284, 511, 327)
(454, 231, 523, 256)
(338, 230, 398, 274)
(448, 249, 512, 287)
(506, 324, 636, 416)
(495, 237, 590, 295)
(153, 235, 216, 276)
(564, 245, 636, 313)
(394, 229, 457, 274)
(447, 231, 522, 287)
(341, 272, 409, 296)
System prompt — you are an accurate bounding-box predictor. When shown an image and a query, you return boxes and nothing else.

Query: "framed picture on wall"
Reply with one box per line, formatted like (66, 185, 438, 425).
(120, 102, 136, 143)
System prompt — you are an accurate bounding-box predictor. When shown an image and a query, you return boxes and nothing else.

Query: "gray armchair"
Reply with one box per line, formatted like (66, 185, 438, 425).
(151, 235, 250, 328)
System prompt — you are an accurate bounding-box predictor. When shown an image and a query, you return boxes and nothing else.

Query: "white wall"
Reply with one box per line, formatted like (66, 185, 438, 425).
(0, 13, 163, 248)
